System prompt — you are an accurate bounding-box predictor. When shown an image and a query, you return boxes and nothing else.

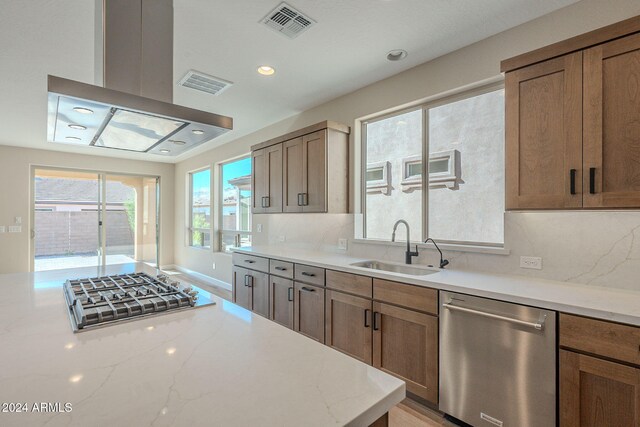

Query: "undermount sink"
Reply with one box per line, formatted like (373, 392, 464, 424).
(350, 260, 439, 276)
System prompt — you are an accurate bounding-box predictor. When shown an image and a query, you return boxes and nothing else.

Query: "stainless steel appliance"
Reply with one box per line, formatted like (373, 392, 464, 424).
(63, 272, 213, 332)
(439, 291, 556, 427)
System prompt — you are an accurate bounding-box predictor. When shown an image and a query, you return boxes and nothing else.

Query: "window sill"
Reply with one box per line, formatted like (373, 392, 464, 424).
(351, 238, 510, 256)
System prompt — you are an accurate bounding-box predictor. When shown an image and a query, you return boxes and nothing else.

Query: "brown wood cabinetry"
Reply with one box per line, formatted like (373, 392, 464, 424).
(232, 265, 269, 316)
(504, 19, 640, 209)
(559, 314, 640, 426)
(252, 121, 349, 214)
(505, 52, 583, 210)
(372, 302, 438, 404)
(325, 289, 373, 364)
(294, 282, 325, 343)
(252, 144, 282, 213)
(270, 276, 294, 329)
(560, 350, 640, 427)
(583, 33, 640, 208)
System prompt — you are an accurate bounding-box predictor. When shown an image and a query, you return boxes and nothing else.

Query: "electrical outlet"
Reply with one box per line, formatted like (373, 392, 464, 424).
(212, 262, 216, 270)
(0, 226, 5, 233)
(277, 235, 286, 242)
(8, 226, 22, 233)
(15, 216, 21, 224)
(520, 256, 542, 270)
(256, 224, 263, 233)
(338, 238, 348, 250)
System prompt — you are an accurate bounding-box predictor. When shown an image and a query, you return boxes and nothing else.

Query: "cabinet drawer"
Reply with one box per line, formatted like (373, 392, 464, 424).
(232, 252, 269, 273)
(294, 264, 325, 286)
(326, 270, 372, 298)
(373, 279, 438, 315)
(560, 313, 640, 366)
(269, 259, 294, 279)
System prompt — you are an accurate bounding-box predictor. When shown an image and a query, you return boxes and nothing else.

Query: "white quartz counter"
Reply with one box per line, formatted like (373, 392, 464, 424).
(236, 246, 640, 327)
(0, 264, 404, 427)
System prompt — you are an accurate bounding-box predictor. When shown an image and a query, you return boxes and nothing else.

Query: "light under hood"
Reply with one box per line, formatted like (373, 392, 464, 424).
(47, 0, 233, 157)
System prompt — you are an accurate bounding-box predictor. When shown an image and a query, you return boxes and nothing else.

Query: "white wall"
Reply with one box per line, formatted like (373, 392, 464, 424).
(173, 0, 640, 288)
(0, 146, 175, 273)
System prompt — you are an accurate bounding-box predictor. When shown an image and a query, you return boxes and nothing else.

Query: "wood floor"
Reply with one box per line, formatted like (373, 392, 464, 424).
(170, 270, 459, 427)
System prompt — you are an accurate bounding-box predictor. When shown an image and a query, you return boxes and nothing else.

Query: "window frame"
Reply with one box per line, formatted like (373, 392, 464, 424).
(217, 155, 252, 253)
(188, 167, 212, 249)
(360, 81, 505, 247)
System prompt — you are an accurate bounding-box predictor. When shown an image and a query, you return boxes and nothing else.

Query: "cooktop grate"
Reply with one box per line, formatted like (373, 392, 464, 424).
(63, 272, 202, 332)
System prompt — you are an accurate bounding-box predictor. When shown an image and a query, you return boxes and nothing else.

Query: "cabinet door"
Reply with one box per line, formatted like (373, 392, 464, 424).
(283, 137, 304, 213)
(251, 149, 267, 214)
(505, 52, 583, 209)
(232, 266, 251, 310)
(251, 270, 270, 318)
(325, 290, 372, 364)
(584, 33, 640, 208)
(302, 130, 327, 213)
(372, 302, 438, 404)
(293, 282, 325, 343)
(560, 350, 640, 427)
(270, 276, 293, 329)
(264, 144, 283, 213)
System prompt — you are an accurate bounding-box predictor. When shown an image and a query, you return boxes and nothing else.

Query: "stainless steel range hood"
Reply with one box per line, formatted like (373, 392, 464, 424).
(47, 0, 233, 156)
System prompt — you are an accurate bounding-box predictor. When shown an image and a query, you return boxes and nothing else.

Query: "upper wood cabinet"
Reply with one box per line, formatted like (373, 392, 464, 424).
(504, 17, 640, 209)
(252, 121, 349, 214)
(252, 143, 283, 213)
(505, 52, 583, 210)
(583, 33, 640, 208)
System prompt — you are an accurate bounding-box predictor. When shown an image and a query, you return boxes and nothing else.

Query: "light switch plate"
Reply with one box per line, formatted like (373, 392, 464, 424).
(338, 238, 348, 250)
(520, 256, 542, 270)
(277, 235, 285, 242)
(256, 224, 263, 233)
(8, 226, 21, 233)
(15, 216, 21, 224)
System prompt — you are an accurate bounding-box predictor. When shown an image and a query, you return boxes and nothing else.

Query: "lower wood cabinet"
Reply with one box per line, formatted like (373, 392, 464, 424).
(270, 276, 294, 329)
(560, 350, 640, 427)
(232, 266, 269, 317)
(372, 302, 438, 404)
(325, 289, 373, 364)
(294, 282, 325, 343)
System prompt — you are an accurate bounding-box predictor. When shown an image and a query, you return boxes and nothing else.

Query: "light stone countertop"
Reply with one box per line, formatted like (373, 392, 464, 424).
(236, 246, 640, 327)
(0, 263, 405, 427)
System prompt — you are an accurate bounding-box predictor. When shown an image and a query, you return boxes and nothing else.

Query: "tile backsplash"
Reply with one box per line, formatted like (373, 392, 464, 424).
(253, 211, 640, 291)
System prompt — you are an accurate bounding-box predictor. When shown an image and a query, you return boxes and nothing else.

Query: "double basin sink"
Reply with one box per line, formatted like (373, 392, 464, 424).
(350, 260, 439, 276)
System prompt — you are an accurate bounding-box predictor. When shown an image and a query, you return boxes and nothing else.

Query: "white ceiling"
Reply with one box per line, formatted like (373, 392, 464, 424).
(0, 0, 579, 163)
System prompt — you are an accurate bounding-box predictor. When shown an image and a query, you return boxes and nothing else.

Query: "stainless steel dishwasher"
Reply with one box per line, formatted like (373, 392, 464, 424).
(439, 291, 556, 427)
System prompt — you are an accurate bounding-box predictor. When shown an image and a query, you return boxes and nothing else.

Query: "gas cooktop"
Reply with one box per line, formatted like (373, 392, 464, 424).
(63, 272, 214, 332)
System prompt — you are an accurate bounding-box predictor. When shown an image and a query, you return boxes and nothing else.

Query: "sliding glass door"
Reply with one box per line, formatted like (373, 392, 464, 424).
(32, 168, 159, 272)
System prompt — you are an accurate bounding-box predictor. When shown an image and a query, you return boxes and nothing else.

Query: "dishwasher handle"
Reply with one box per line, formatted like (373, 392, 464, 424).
(443, 302, 546, 331)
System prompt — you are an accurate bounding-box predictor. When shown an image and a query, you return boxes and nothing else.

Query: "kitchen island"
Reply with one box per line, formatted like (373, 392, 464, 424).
(0, 263, 404, 427)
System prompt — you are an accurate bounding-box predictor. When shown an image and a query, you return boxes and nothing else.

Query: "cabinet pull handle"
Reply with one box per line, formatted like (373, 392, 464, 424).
(589, 168, 596, 194)
(373, 311, 380, 331)
(244, 275, 253, 288)
(287, 287, 294, 302)
(570, 169, 576, 195)
(244, 259, 255, 264)
(364, 309, 371, 328)
(302, 192, 308, 206)
(301, 272, 315, 277)
(300, 286, 315, 292)
(264, 196, 270, 208)
(297, 193, 304, 206)
(274, 266, 286, 271)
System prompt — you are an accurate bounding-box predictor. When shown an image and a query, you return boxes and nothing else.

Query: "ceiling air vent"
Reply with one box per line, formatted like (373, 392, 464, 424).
(178, 70, 233, 96)
(261, 2, 316, 39)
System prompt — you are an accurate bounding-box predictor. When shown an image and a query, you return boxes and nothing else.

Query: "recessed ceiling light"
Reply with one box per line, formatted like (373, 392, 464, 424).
(68, 124, 87, 130)
(192, 129, 204, 135)
(257, 65, 275, 76)
(159, 149, 171, 154)
(387, 49, 408, 61)
(73, 107, 94, 114)
(170, 140, 186, 146)
(65, 136, 81, 141)
(69, 374, 83, 383)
